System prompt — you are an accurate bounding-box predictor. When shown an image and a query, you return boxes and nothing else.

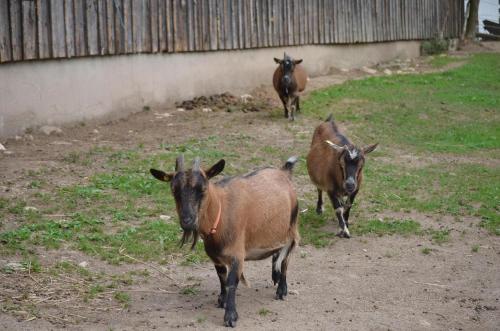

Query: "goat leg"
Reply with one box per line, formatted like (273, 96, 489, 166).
(316, 189, 324, 215)
(224, 257, 240, 327)
(328, 192, 350, 238)
(215, 265, 227, 308)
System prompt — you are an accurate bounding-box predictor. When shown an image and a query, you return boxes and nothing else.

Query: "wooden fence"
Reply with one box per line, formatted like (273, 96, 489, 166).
(0, 0, 463, 64)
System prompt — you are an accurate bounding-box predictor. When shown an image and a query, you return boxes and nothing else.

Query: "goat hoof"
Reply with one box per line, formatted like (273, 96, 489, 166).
(337, 230, 351, 239)
(276, 283, 288, 300)
(217, 295, 225, 308)
(316, 207, 323, 215)
(224, 310, 238, 327)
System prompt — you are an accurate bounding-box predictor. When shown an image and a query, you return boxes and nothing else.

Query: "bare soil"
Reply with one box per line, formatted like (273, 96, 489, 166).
(1, 55, 499, 330)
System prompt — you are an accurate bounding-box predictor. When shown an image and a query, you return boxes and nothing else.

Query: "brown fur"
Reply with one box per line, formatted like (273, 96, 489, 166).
(150, 157, 299, 326)
(272, 64, 307, 93)
(306, 116, 377, 238)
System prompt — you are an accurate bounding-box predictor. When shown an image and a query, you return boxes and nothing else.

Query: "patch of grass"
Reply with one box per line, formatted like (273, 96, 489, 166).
(86, 284, 105, 300)
(471, 244, 480, 253)
(421, 38, 449, 55)
(430, 229, 450, 244)
(429, 55, 465, 68)
(303, 54, 500, 154)
(113, 291, 131, 307)
(421, 247, 432, 255)
(258, 308, 272, 316)
(353, 218, 421, 236)
(196, 315, 206, 323)
(180, 285, 200, 296)
(299, 210, 336, 247)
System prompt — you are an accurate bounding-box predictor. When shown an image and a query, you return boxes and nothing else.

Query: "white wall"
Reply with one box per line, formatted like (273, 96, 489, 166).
(0, 41, 420, 138)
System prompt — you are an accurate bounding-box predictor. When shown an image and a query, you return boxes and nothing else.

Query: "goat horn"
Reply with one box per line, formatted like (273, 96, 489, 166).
(324, 140, 346, 152)
(175, 154, 185, 172)
(192, 157, 201, 172)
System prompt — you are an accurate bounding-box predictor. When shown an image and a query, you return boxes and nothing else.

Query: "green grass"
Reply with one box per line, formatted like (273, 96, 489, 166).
(113, 291, 131, 307)
(303, 53, 500, 154)
(429, 55, 466, 68)
(258, 308, 272, 316)
(352, 218, 421, 236)
(430, 229, 450, 244)
(471, 244, 480, 253)
(421, 247, 432, 255)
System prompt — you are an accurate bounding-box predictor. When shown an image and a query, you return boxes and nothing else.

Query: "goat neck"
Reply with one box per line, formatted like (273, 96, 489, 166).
(198, 183, 224, 238)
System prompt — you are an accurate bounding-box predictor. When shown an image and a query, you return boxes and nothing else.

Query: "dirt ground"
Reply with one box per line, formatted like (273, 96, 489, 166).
(1, 50, 499, 330)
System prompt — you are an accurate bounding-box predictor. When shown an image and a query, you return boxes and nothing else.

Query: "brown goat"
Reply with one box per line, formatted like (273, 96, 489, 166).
(150, 155, 300, 327)
(307, 114, 378, 238)
(273, 52, 308, 121)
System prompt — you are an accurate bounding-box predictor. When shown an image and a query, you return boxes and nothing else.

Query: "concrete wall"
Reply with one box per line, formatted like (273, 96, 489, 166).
(0, 41, 420, 138)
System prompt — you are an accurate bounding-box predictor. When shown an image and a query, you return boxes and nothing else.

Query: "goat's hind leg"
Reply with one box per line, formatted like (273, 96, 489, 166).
(272, 253, 280, 285)
(275, 240, 296, 300)
(316, 189, 324, 215)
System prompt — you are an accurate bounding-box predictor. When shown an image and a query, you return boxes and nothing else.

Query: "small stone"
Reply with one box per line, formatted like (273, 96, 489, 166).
(159, 215, 171, 222)
(4, 262, 26, 272)
(25, 134, 34, 141)
(361, 66, 377, 75)
(176, 108, 185, 112)
(289, 290, 299, 295)
(383, 69, 392, 75)
(340, 68, 349, 72)
(240, 94, 253, 103)
(202, 108, 212, 113)
(0, 143, 6, 151)
(93, 129, 99, 134)
(40, 125, 63, 136)
(51, 141, 72, 145)
(78, 261, 88, 268)
(15, 135, 22, 141)
(24, 206, 38, 212)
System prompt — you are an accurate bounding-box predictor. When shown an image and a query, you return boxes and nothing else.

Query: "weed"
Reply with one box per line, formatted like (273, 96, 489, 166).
(181, 285, 200, 296)
(421, 247, 432, 255)
(258, 308, 271, 316)
(430, 229, 450, 244)
(421, 38, 449, 55)
(113, 291, 131, 307)
(471, 245, 480, 253)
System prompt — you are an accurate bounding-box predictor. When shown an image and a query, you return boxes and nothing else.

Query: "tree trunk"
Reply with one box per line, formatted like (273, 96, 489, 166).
(463, 0, 480, 40)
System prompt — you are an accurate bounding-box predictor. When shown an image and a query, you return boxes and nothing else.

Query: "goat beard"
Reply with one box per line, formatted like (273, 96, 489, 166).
(180, 230, 199, 250)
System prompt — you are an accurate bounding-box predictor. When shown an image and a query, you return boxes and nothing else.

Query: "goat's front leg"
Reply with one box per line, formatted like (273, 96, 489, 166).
(224, 257, 241, 327)
(215, 265, 227, 308)
(328, 191, 350, 238)
(281, 97, 289, 118)
(344, 190, 358, 228)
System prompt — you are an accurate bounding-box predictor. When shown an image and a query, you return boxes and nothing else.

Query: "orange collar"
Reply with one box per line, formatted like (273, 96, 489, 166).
(209, 198, 222, 235)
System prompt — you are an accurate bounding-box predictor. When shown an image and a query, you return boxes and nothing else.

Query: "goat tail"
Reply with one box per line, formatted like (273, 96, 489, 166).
(282, 156, 299, 173)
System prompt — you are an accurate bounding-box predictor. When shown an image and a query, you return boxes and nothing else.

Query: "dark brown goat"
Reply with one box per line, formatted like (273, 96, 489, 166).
(150, 156, 300, 327)
(307, 114, 378, 238)
(273, 53, 308, 120)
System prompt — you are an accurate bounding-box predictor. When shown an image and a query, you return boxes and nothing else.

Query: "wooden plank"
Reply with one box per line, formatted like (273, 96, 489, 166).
(97, 0, 108, 54)
(272, 0, 278, 46)
(299, 0, 304, 44)
(142, 0, 151, 52)
(175, 0, 188, 51)
(166, 0, 174, 51)
(255, 0, 262, 47)
(132, 0, 143, 52)
(294, 0, 300, 45)
(37, 0, 51, 59)
(50, 0, 66, 58)
(114, 0, 125, 54)
(187, 0, 194, 51)
(123, 0, 133, 52)
(22, 0, 37, 60)
(106, 0, 115, 54)
(158, 0, 167, 51)
(86, 0, 99, 55)
(224, 0, 232, 49)
(0, 0, 12, 62)
(9, 0, 22, 61)
(207, 0, 217, 50)
(151, 0, 159, 52)
(231, 0, 238, 48)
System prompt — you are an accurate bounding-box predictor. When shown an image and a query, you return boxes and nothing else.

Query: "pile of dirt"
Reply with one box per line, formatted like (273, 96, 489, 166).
(174, 92, 270, 113)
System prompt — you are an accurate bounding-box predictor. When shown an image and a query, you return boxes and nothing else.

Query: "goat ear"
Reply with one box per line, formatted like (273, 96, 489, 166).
(294, 59, 303, 64)
(363, 143, 379, 155)
(274, 58, 282, 64)
(324, 140, 345, 152)
(205, 159, 225, 179)
(150, 169, 173, 182)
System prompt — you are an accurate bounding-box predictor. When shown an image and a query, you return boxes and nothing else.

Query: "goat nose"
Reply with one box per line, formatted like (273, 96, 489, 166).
(345, 179, 356, 192)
